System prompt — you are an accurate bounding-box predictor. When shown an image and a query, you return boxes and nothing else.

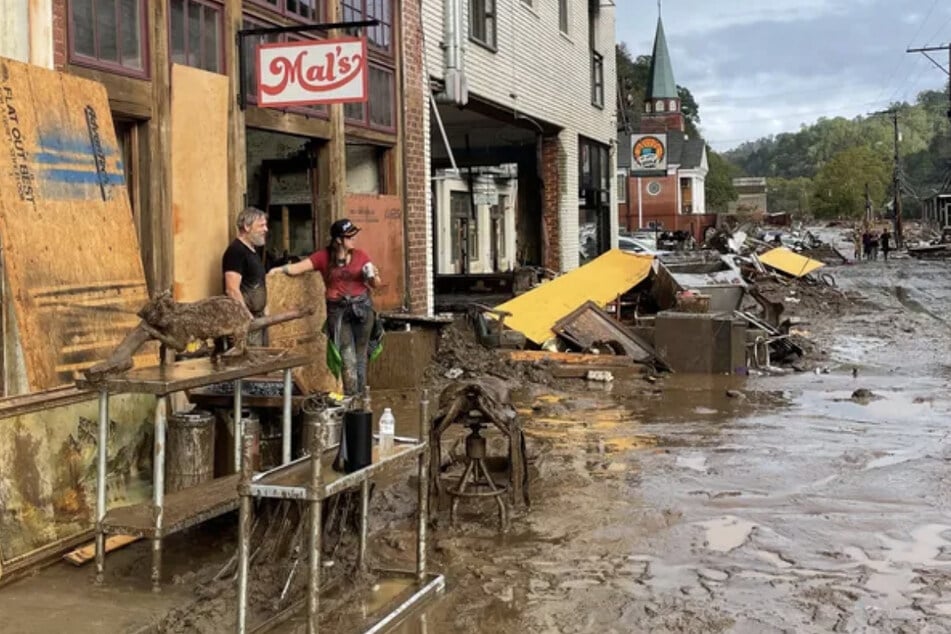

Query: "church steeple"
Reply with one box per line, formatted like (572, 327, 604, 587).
(642, 10, 684, 133)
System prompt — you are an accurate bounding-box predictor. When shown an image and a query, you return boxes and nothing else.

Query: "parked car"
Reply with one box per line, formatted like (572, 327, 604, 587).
(618, 235, 659, 255)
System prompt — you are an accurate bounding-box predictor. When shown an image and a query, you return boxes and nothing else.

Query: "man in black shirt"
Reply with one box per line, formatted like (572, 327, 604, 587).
(222, 207, 268, 345)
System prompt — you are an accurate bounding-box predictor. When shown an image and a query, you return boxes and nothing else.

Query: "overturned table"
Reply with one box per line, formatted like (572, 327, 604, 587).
(76, 349, 310, 590)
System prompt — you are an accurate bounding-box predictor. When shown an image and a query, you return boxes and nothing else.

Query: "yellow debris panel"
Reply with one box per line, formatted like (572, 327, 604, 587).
(758, 247, 825, 278)
(494, 250, 653, 344)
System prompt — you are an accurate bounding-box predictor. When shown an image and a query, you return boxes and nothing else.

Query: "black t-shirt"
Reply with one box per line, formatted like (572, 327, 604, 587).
(222, 239, 266, 291)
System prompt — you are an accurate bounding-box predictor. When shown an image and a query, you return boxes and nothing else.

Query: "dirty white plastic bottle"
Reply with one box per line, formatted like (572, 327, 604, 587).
(379, 408, 395, 454)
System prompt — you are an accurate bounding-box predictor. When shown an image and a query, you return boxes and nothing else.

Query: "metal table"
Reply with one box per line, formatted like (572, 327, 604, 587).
(235, 390, 444, 634)
(76, 350, 310, 590)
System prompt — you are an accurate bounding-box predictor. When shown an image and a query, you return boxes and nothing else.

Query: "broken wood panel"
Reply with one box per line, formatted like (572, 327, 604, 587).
(346, 194, 405, 311)
(366, 329, 437, 390)
(549, 364, 644, 380)
(504, 350, 635, 366)
(266, 273, 339, 395)
(0, 58, 151, 391)
(63, 534, 139, 566)
(0, 393, 154, 569)
(170, 64, 230, 302)
(553, 301, 657, 363)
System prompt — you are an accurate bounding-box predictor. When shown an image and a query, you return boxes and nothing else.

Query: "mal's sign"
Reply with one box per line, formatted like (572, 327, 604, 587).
(257, 37, 368, 108)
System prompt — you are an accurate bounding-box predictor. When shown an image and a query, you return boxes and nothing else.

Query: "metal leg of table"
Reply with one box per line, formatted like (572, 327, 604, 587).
(359, 479, 369, 571)
(151, 397, 167, 592)
(417, 390, 430, 583)
(233, 379, 243, 473)
(307, 416, 323, 634)
(236, 420, 258, 634)
(282, 369, 292, 464)
(95, 389, 109, 585)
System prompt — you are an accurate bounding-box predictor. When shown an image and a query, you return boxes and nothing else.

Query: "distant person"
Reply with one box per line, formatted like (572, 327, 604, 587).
(869, 233, 879, 261)
(880, 229, 891, 262)
(853, 226, 862, 261)
(862, 230, 872, 260)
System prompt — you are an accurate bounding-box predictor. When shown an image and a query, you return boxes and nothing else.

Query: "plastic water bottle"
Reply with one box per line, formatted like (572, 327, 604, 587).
(379, 408, 395, 454)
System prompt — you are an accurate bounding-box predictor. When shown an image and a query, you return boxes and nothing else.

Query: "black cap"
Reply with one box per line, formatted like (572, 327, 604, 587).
(330, 218, 360, 239)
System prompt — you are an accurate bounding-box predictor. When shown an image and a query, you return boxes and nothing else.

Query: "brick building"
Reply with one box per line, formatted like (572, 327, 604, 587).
(1, 0, 431, 313)
(616, 14, 714, 243)
(423, 0, 618, 274)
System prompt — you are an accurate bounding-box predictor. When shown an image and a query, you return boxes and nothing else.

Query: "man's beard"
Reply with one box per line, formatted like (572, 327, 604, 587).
(249, 233, 267, 247)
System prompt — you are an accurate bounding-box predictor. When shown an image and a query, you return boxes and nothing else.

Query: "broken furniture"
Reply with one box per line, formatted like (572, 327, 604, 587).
(654, 312, 748, 374)
(468, 303, 526, 349)
(652, 252, 747, 314)
(552, 301, 659, 366)
(235, 391, 443, 634)
(431, 379, 529, 531)
(75, 350, 309, 591)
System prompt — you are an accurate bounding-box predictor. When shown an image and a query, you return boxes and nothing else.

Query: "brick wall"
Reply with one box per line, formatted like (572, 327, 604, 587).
(402, 0, 431, 314)
(52, 0, 66, 70)
(541, 136, 561, 271)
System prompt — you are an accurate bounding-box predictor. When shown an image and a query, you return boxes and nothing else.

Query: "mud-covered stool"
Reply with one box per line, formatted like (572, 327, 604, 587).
(430, 378, 529, 531)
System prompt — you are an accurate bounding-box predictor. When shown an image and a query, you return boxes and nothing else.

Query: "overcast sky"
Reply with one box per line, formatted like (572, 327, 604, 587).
(615, 0, 951, 152)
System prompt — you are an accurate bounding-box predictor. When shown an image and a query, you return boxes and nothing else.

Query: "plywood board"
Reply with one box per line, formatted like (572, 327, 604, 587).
(266, 273, 339, 395)
(346, 194, 405, 311)
(494, 250, 654, 345)
(0, 57, 150, 390)
(171, 64, 230, 302)
(63, 534, 139, 566)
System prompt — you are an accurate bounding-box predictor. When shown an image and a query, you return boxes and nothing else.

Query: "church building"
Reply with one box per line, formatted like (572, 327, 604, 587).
(617, 14, 716, 243)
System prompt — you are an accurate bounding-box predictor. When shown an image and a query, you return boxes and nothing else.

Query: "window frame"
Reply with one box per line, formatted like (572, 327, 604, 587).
(68, 0, 151, 79)
(468, 0, 497, 51)
(341, 0, 394, 56)
(617, 172, 626, 203)
(559, 0, 569, 34)
(247, 0, 325, 24)
(590, 50, 604, 108)
(168, 0, 226, 74)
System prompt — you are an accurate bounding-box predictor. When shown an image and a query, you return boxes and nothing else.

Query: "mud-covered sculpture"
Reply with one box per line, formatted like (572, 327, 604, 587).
(83, 290, 312, 382)
(137, 291, 253, 356)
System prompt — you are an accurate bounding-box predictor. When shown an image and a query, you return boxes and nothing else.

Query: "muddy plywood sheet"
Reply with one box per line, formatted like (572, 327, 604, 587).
(553, 301, 657, 363)
(366, 329, 438, 390)
(171, 64, 229, 302)
(0, 393, 154, 571)
(0, 57, 149, 390)
(346, 194, 405, 311)
(758, 247, 824, 278)
(266, 273, 339, 394)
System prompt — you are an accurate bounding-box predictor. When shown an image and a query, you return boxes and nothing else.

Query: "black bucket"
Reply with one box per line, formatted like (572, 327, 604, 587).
(340, 410, 372, 473)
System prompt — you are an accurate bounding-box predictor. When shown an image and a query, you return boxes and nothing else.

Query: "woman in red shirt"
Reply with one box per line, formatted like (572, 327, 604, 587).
(275, 218, 380, 395)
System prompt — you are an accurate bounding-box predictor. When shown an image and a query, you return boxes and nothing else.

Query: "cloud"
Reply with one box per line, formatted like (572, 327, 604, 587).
(617, 0, 951, 151)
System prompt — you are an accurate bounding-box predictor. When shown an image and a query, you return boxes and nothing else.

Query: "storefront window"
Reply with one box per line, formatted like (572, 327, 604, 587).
(578, 136, 610, 264)
(170, 0, 224, 73)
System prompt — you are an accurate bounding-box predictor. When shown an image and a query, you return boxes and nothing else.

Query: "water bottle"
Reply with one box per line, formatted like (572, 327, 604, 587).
(379, 408, 395, 454)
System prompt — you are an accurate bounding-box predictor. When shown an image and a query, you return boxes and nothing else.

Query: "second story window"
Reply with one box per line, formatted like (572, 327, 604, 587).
(559, 0, 568, 34)
(249, 0, 321, 22)
(69, 0, 149, 77)
(342, 0, 393, 53)
(591, 51, 603, 107)
(170, 0, 224, 73)
(469, 0, 496, 50)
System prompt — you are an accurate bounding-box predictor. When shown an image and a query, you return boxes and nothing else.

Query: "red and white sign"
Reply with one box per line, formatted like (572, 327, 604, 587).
(256, 37, 368, 108)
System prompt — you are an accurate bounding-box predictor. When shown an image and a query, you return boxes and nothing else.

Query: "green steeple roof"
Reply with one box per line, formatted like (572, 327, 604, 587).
(646, 16, 678, 100)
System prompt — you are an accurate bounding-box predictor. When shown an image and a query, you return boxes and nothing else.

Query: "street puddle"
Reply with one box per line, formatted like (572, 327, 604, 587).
(698, 516, 757, 553)
(676, 453, 708, 472)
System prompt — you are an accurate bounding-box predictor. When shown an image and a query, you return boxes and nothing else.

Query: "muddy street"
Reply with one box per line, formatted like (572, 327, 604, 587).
(381, 255, 951, 634)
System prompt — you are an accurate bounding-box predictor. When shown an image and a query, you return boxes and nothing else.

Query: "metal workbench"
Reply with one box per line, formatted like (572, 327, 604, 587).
(76, 350, 310, 590)
(235, 390, 444, 634)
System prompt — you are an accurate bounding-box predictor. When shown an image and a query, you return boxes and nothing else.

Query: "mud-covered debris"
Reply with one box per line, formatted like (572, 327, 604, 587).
(851, 388, 874, 400)
(725, 389, 746, 399)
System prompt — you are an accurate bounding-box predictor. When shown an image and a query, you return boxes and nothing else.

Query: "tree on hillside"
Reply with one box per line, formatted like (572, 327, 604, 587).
(812, 146, 890, 219)
(768, 177, 814, 215)
(705, 149, 740, 212)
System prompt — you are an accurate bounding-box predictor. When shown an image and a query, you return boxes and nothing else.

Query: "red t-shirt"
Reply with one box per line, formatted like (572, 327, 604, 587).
(309, 248, 372, 301)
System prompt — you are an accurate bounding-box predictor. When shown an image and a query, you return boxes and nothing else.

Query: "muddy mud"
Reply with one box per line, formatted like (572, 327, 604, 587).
(36, 247, 951, 634)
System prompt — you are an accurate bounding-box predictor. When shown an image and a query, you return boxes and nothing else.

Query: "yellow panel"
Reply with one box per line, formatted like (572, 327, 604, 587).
(171, 64, 230, 302)
(758, 247, 825, 278)
(494, 250, 654, 344)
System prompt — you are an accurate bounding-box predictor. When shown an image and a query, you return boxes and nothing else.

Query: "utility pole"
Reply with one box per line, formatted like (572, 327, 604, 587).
(865, 182, 872, 225)
(906, 43, 951, 123)
(869, 109, 904, 246)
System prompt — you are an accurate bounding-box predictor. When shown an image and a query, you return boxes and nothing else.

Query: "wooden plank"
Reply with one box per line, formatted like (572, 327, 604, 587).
(64, 65, 152, 118)
(150, 0, 173, 293)
(225, 0, 246, 240)
(266, 273, 339, 395)
(504, 350, 635, 366)
(63, 534, 139, 566)
(550, 364, 643, 380)
(244, 107, 332, 140)
(170, 64, 230, 302)
(0, 58, 151, 391)
(347, 194, 406, 311)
